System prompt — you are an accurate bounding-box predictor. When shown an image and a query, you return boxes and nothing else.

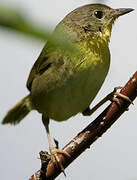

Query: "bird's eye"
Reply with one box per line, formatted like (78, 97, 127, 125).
(94, 11, 103, 19)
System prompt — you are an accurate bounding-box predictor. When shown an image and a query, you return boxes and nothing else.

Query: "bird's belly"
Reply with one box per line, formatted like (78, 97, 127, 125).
(30, 39, 110, 121)
(31, 60, 109, 121)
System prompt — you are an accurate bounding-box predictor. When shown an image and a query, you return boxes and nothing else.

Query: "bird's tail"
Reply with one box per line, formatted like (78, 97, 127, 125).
(2, 95, 33, 125)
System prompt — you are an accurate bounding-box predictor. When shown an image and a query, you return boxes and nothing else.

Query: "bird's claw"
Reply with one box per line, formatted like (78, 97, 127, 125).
(49, 147, 70, 176)
(111, 86, 133, 105)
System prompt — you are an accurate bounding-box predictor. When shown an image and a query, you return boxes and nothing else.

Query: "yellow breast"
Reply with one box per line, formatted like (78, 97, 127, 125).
(31, 34, 111, 121)
(48, 38, 110, 121)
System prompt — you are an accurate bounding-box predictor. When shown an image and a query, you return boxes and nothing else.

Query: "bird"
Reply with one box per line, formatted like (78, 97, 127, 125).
(2, 3, 134, 174)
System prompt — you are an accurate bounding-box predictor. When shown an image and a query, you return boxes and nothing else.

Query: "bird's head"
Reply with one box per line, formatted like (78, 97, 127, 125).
(56, 4, 134, 43)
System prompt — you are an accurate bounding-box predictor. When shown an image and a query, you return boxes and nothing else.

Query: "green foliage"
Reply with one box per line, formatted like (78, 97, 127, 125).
(0, 4, 78, 54)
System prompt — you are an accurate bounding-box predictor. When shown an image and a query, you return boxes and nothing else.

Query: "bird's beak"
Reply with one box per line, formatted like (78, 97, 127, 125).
(112, 8, 134, 18)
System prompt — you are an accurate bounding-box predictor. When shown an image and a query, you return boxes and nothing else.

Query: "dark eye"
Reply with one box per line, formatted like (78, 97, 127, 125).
(94, 11, 103, 19)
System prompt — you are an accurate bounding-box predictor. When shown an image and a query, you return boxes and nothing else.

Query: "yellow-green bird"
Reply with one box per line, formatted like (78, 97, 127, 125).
(2, 4, 133, 172)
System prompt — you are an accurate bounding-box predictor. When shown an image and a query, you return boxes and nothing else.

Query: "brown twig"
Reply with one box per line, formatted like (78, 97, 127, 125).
(29, 71, 137, 180)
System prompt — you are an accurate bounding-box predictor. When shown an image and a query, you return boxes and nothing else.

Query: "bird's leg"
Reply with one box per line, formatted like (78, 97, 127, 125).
(82, 86, 132, 116)
(42, 115, 70, 176)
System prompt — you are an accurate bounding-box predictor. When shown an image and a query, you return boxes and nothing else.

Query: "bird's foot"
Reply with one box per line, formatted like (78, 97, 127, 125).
(111, 86, 133, 106)
(49, 146, 70, 176)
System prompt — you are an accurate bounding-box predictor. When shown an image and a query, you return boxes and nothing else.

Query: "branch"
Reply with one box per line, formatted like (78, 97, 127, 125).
(30, 71, 137, 180)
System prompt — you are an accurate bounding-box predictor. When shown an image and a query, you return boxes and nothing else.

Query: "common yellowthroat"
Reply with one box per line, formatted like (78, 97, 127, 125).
(2, 4, 134, 173)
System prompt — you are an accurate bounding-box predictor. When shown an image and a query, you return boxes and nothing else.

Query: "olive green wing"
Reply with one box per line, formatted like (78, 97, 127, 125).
(26, 23, 82, 91)
(26, 45, 53, 91)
